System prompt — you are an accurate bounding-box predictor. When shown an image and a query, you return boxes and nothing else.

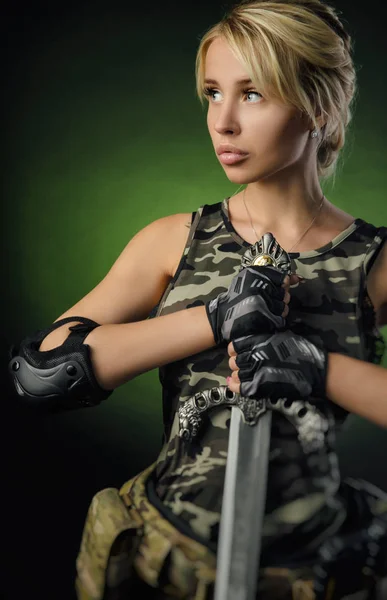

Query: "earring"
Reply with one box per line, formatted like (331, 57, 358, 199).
(310, 128, 318, 138)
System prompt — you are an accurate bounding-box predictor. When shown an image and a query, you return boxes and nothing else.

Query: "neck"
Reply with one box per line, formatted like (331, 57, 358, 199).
(241, 172, 325, 238)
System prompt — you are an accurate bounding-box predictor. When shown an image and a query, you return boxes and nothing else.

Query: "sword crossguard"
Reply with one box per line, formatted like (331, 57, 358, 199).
(178, 386, 330, 453)
(178, 386, 266, 441)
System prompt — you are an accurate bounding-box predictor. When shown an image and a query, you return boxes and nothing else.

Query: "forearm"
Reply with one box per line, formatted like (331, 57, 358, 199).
(326, 353, 387, 428)
(39, 306, 215, 390)
(37, 266, 292, 392)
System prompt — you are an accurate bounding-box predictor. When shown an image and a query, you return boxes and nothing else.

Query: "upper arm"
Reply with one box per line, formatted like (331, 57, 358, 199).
(55, 212, 192, 326)
(366, 242, 387, 326)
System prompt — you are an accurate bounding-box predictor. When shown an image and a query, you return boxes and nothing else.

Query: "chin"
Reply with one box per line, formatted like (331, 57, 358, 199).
(224, 173, 250, 185)
(223, 167, 269, 186)
(230, 162, 291, 184)
(221, 165, 253, 185)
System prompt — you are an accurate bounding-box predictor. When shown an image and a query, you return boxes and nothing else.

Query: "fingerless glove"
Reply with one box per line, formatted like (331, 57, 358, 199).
(233, 330, 328, 400)
(205, 265, 287, 345)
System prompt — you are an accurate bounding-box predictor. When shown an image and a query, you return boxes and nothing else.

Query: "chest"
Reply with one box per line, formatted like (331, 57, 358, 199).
(286, 255, 364, 357)
(163, 238, 365, 345)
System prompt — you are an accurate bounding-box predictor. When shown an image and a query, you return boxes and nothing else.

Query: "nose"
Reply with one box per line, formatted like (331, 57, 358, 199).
(212, 102, 241, 136)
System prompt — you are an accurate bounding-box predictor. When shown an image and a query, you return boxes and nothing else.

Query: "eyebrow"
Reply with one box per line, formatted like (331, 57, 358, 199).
(204, 78, 253, 85)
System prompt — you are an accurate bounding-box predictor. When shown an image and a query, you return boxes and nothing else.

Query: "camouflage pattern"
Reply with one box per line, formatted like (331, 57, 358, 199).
(151, 198, 387, 561)
(75, 460, 324, 599)
(120, 463, 216, 598)
(75, 481, 143, 600)
(75, 198, 387, 599)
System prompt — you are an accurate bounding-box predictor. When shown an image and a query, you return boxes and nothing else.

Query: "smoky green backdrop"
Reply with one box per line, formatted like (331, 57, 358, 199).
(2, 1, 387, 599)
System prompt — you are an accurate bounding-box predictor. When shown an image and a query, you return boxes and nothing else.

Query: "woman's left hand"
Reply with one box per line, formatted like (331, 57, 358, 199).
(227, 331, 328, 401)
(227, 341, 241, 393)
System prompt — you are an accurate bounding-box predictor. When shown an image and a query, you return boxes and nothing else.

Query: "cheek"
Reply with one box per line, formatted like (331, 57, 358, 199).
(207, 110, 215, 133)
(253, 115, 306, 159)
(278, 113, 308, 151)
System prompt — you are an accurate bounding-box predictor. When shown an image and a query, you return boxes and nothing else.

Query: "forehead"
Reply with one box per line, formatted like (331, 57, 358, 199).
(204, 37, 249, 80)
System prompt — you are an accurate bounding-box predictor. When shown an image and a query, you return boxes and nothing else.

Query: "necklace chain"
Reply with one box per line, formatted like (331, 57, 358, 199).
(242, 187, 325, 253)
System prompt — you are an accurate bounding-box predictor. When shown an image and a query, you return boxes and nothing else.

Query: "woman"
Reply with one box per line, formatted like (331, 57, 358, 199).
(8, 0, 387, 598)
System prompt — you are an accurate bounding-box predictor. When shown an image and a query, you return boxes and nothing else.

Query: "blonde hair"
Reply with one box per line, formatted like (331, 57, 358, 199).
(195, 0, 357, 181)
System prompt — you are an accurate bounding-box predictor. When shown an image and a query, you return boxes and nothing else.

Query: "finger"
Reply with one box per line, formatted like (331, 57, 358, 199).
(283, 273, 304, 290)
(282, 304, 289, 318)
(283, 290, 291, 305)
(237, 365, 256, 381)
(290, 273, 303, 286)
(227, 341, 236, 357)
(231, 370, 240, 382)
(228, 356, 238, 371)
(235, 349, 253, 368)
(227, 376, 240, 394)
(282, 275, 290, 289)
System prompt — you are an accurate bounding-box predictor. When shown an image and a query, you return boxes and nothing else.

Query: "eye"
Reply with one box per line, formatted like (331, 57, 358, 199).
(202, 87, 263, 104)
(203, 87, 222, 102)
(245, 91, 262, 103)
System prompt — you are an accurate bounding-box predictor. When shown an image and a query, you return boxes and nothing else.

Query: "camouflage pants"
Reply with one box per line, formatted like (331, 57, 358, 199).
(75, 462, 387, 600)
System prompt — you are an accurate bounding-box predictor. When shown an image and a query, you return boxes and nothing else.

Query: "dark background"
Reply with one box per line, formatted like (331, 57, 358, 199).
(2, 1, 387, 598)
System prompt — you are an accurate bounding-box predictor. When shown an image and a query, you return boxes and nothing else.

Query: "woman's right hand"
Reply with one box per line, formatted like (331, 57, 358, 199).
(205, 265, 299, 345)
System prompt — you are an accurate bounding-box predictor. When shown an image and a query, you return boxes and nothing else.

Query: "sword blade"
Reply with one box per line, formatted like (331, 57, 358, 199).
(215, 406, 272, 600)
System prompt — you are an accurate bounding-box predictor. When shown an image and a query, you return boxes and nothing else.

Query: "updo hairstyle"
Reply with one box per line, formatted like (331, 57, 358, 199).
(195, 0, 357, 181)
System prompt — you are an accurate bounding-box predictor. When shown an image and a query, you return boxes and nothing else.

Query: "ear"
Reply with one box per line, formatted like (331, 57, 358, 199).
(301, 106, 327, 131)
(315, 113, 327, 129)
(300, 110, 326, 134)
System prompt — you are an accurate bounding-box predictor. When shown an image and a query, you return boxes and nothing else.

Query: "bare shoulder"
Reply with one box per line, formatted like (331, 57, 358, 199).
(158, 213, 192, 277)
(122, 213, 192, 278)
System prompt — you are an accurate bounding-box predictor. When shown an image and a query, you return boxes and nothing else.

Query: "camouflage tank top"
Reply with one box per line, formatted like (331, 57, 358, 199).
(147, 198, 386, 565)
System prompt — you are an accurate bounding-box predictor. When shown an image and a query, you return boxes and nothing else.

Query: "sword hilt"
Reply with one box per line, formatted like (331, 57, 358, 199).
(240, 231, 292, 275)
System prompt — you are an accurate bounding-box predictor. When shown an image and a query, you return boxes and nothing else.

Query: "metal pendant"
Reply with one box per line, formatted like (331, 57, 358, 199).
(241, 232, 291, 273)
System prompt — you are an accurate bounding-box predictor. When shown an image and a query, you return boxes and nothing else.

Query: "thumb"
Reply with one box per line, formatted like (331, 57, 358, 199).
(289, 273, 303, 286)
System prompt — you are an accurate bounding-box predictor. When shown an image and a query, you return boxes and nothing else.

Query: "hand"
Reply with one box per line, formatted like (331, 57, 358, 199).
(227, 330, 328, 401)
(205, 265, 299, 345)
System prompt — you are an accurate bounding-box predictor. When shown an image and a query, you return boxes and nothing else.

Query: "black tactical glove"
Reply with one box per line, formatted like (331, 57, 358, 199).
(233, 330, 328, 400)
(205, 265, 287, 345)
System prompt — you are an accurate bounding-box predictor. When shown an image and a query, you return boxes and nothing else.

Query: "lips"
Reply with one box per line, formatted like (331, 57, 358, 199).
(216, 143, 248, 155)
(218, 152, 249, 165)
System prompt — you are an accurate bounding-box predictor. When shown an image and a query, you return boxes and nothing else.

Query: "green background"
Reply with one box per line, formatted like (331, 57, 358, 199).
(3, 1, 387, 598)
